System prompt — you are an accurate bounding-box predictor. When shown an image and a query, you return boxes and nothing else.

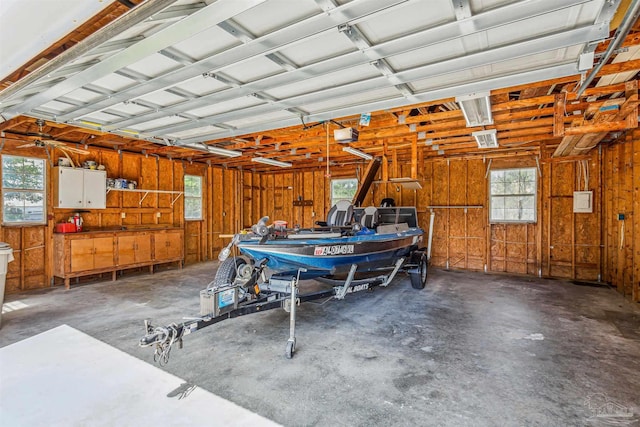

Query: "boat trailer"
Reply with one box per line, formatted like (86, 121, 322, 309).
(139, 251, 427, 364)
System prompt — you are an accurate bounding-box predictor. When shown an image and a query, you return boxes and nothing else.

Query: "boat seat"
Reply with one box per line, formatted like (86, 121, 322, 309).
(325, 200, 354, 227)
(380, 198, 395, 207)
(360, 206, 378, 229)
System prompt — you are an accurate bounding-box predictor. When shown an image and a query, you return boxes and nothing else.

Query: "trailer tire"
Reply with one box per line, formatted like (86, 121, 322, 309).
(214, 257, 247, 287)
(409, 252, 428, 289)
(286, 340, 295, 359)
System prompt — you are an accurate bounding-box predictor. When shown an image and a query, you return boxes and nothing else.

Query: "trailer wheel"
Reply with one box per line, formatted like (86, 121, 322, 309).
(285, 340, 295, 359)
(214, 257, 247, 287)
(410, 252, 428, 289)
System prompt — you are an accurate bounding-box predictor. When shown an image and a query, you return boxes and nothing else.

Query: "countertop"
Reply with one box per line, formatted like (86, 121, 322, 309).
(54, 227, 182, 235)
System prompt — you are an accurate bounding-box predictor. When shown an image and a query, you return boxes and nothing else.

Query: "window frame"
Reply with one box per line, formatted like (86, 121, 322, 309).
(2, 155, 47, 225)
(330, 177, 358, 207)
(183, 174, 203, 221)
(489, 167, 537, 224)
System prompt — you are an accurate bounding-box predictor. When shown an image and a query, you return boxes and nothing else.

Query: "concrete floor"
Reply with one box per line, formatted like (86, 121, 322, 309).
(1, 262, 639, 426)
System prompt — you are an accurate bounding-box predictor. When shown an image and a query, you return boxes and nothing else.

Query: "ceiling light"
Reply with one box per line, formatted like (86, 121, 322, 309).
(472, 129, 498, 148)
(343, 146, 373, 160)
(456, 92, 493, 127)
(182, 143, 242, 157)
(251, 157, 292, 168)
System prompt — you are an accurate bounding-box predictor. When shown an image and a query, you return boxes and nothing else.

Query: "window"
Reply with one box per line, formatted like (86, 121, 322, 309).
(330, 178, 358, 206)
(2, 155, 46, 224)
(490, 168, 537, 223)
(184, 175, 202, 220)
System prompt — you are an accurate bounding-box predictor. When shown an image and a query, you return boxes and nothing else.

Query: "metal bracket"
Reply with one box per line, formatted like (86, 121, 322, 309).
(335, 264, 358, 300)
(106, 188, 183, 206)
(381, 257, 405, 287)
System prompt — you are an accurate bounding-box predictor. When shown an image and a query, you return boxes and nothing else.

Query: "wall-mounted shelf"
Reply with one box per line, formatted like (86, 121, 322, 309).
(106, 188, 183, 206)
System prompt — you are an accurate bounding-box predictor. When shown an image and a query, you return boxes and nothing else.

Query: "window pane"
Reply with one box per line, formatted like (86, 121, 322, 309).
(331, 178, 358, 205)
(184, 175, 202, 197)
(506, 179, 519, 194)
(490, 182, 505, 195)
(184, 175, 202, 220)
(491, 209, 504, 221)
(185, 198, 202, 219)
(3, 191, 45, 223)
(2, 156, 46, 224)
(489, 168, 536, 223)
(504, 196, 519, 209)
(2, 156, 45, 190)
(521, 195, 535, 210)
(491, 196, 504, 209)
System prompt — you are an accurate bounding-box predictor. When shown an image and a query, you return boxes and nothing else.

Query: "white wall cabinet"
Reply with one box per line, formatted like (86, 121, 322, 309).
(53, 167, 106, 209)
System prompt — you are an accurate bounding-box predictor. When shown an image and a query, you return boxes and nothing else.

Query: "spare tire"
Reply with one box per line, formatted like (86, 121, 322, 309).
(214, 257, 247, 287)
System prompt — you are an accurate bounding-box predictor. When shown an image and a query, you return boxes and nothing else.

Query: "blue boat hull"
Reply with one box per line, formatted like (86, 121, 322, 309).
(236, 228, 423, 279)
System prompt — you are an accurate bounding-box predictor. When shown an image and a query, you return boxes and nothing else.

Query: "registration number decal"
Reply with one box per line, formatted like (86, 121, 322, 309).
(314, 245, 354, 256)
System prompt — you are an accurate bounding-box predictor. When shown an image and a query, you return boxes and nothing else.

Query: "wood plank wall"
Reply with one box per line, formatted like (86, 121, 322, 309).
(541, 151, 602, 281)
(603, 131, 639, 302)
(0, 146, 205, 293)
(1, 137, 637, 302)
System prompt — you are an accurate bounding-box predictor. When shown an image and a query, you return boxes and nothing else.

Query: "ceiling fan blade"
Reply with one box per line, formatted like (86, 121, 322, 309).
(61, 146, 91, 155)
(16, 143, 36, 148)
(41, 139, 90, 155)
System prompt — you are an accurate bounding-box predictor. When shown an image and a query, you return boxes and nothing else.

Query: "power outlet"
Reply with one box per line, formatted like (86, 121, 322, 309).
(121, 212, 126, 219)
(156, 212, 161, 218)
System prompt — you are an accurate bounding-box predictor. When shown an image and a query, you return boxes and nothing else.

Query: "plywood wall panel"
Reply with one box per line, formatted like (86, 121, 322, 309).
(242, 171, 252, 228)
(467, 160, 485, 205)
(222, 168, 235, 233)
(416, 162, 431, 209)
(157, 158, 174, 209)
(140, 156, 159, 208)
(265, 174, 275, 221)
(506, 261, 527, 274)
(23, 228, 45, 280)
(211, 167, 224, 256)
(431, 161, 449, 205)
(490, 224, 505, 272)
(2, 228, 22, 292)
(273, 174, 284, 221)
(283, 173, 293, 223)
(251, 172, 262, 227)
(633, 137, 640, 302)
(448, 161, 466, 205)
(185, 221, 200, 264)
(302, 171, 314, 227)
(467, 209, 484, 237)
(101, 151, 120, 179)
(313, 171, 326, 222)
(600, 132, 638, 301)
(552, 162, 574, 196)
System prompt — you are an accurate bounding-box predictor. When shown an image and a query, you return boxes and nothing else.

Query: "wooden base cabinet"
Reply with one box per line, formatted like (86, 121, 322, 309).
(53, 229, 183, 289)
(153, 229, 183, 263)
(117, 233, 152, 266)
(70, 237, 115, 272)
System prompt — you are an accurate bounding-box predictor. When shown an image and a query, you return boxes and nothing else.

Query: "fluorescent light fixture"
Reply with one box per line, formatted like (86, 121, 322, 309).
(472, 129, 498, 148)
(342, 146, 373, 160)
(456, 92, 493, 127)
(182, 143, 242, 157)
(251, 157, 292, 168)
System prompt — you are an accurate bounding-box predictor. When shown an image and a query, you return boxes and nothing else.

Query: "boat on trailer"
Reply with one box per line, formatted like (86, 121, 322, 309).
(140, 158, 431, 362)
(234, 209, 424, 279)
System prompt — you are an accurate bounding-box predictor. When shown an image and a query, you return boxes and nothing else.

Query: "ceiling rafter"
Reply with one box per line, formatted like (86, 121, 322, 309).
(2, 0, 638, 167)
